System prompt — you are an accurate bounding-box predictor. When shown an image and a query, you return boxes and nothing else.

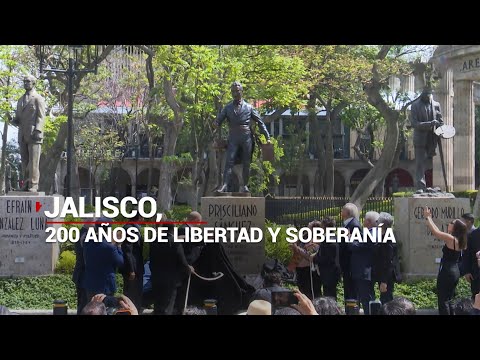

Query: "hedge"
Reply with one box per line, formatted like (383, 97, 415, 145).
(0, 274, 124, 310)
(0, 273, 471, 310)
(278, 199, 393, 224)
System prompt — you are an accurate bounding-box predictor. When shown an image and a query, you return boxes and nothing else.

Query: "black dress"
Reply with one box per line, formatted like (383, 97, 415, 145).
(437, 242, 461, 315)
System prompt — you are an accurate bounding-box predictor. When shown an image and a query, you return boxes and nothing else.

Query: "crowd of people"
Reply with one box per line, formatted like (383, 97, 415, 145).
(2, 202, 480, 316)
(260, 202, 480, 316)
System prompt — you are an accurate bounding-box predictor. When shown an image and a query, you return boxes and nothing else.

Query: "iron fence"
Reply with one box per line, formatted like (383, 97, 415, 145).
(265, 196, 394, 226)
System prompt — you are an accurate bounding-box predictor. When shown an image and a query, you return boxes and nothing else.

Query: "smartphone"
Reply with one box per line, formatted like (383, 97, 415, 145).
(271, 290, 299, 307)
(369, 300, 382, 315)
(114, 308, 132, 315)
(103, 296, 120, 308)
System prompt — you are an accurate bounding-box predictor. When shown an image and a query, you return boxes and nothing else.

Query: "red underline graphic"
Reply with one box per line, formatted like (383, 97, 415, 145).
(45, 221, 207, 225)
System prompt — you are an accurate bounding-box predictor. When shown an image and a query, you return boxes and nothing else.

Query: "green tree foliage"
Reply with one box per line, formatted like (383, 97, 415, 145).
(0, 46, 37, 194)
(76, 122, 124, 182)
(136, 45, 307, 210)
(350, 46, 434, 209)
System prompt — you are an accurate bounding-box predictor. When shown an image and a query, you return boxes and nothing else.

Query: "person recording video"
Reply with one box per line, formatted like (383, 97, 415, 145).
(81, 294, 138, 315)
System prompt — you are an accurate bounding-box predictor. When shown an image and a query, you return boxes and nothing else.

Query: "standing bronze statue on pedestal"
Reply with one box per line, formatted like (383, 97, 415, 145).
(12, 75, 46, 192)
(410, 88, 454, 194)
(213, 81, 271, 193)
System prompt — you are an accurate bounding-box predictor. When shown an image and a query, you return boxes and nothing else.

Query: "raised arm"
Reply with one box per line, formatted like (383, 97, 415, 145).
(424, 206, 456, 246)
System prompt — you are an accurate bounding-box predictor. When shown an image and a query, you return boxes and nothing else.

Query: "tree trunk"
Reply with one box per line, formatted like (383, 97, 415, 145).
(157, 122, 180, 212)
(307, 94, 326, 195)
(0, 120, 8, 195)
(147, 139, 154, 195)
(350, 114, 399, 210)
(206, 144, 218, 196)
(349, 45, 401, 211)
(189, 115, 200, 210)
(353, 127, 375, 168)
(190, 156, 199, 210)
(295, 156, 304, 196)
(157, 73, 184, 212)
(39, 122, 68, 193)
(71, 151, 80, 206)
(324, 111, 334, 197)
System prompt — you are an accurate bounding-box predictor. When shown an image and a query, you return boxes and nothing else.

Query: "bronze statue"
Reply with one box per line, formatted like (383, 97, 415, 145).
(410, 88, 443, 192)
(13, 75, 46, 192)
(214, 81, 271, 193)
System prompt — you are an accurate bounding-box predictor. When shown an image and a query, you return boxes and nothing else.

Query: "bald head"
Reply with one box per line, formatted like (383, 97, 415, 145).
(23, 75, 36, 91)
(187, 211, 202, 222)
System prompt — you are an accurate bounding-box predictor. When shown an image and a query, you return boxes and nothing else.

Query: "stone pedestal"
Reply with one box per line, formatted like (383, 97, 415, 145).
(394, 196, 470, 278)
(201, 196, 265, 275)
(0, 194, 64, 277)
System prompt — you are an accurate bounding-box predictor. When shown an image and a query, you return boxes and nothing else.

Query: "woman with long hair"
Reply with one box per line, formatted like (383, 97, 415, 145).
(424, 206, 467, 315)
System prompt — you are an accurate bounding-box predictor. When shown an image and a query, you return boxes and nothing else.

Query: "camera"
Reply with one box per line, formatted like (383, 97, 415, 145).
(271, 290, 299, 308)
(345, 299, 359, 315)
(103, 296, 131, 315)
(369, 300, 382, 315)
(113, 308, 132, 315)
(103, 296, 120, 308)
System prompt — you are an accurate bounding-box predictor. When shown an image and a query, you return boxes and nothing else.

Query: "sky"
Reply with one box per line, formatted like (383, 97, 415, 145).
(0, 121, 18, 147)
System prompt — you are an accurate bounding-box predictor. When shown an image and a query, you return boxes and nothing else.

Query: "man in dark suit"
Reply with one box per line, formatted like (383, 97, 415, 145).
(410, 87, 443, 192)
(82, 218, 124, 300)
(214, 81, 271, 193)
(149, 219, 193, 315)
(339, 203, 360, 303)
(462, 227, 480, 299)
(121, 213, 144, 310)
(314, 217, 341, 300)
(12, 75, 46, 192)
(350, 211, 378, 315)
(373, 212, 401, 304)
(174, 211, 204, 313)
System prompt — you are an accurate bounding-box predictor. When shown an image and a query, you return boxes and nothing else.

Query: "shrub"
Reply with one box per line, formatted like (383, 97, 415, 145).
(451, 189, 478, 199)
(0, 275, 77, 309)
(0, 274, 125, 310)
(167, 205, 193, 221)
(265, 221, 293, 265)
(55, 250, 76, 274)
(392, 191, 415, 197)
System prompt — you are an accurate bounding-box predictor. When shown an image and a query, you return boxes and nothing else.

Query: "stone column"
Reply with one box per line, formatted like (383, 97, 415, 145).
(402, 74, 415, 94)
(344, 177, 351, 198)
(453, 79, 475, 191)
(433, 68, 454, 191)
(132, 183, 136, 198)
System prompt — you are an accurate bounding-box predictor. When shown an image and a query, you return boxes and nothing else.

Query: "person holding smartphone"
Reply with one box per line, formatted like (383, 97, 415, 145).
(424, 206, 467, 315)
